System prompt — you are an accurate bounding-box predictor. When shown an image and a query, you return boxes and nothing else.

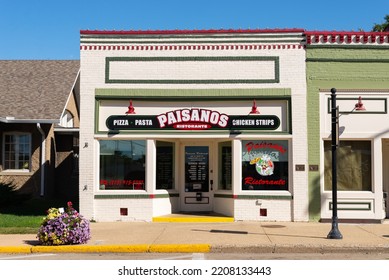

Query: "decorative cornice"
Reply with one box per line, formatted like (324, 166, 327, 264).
(80, 28, 305, 35)
(305, 31, 389, 45)
(80, 44, 303, 51)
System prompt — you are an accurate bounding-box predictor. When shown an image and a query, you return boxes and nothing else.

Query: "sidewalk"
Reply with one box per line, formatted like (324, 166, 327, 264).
(1, 221, 389, 254)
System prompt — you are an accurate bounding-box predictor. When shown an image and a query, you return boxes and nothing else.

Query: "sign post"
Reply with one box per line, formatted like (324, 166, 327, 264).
(327, 88, 343, 239)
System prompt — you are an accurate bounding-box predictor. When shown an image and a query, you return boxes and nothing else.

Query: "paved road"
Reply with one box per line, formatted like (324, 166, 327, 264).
(1, 252, 389, 260)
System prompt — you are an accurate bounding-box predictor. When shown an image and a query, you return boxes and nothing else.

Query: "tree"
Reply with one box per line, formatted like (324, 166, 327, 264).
(372, 15, 389, 31)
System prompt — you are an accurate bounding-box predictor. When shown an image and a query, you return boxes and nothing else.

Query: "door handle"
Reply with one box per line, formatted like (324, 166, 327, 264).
(210, 180, 213, 191)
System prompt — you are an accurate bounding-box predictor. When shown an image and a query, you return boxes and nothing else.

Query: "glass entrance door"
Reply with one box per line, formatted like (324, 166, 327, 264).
(180, 144, 213, 212)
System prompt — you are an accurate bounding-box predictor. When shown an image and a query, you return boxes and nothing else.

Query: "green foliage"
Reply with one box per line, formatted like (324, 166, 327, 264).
(0, 197, 75, 234)
(372, 15, 389, 31)
(0, 182, 30, 207)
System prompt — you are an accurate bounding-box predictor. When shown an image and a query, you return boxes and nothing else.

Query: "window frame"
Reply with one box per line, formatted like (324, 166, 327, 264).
(99, 139, 146, 191)
(2, 132, 32, 172)
(323, 140, 372, 192)
(241, 139, 289, 191)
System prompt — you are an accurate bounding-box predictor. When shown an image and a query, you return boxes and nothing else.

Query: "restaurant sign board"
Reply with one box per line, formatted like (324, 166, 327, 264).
(106, 108, 280, 131)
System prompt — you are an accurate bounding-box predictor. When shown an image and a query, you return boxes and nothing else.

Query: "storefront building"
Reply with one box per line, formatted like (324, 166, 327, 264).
(306, 31, 389, 222)
(79, 29, 308, 222)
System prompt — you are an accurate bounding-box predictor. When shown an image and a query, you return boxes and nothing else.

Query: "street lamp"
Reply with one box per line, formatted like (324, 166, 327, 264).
(327, 88, 343, 239)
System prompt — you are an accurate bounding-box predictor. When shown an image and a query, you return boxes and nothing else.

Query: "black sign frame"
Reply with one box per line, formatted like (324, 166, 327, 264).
(106, 114, 280, 131)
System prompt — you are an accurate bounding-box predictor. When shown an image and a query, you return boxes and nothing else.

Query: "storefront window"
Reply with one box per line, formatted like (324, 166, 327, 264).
(156, 141, 174, 190)
(242, 140, 288, 191)
(324, 140, 371, 191)
(99, 140, 146, 190)
(218, 141, 232, 190)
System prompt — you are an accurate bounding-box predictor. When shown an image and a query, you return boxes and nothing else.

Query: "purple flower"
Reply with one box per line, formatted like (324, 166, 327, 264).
(37, 205, 91, 246)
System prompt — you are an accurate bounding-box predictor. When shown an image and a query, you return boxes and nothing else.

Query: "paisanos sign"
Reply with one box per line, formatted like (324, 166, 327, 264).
(106, 108, 280, 131)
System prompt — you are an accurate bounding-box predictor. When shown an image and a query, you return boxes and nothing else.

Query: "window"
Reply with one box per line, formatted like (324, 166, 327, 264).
(60, 110, 74, 128)
(242, 140, 288, 191)
(3, 133, 31, 171)
(99, 140, 146, 190)
(156, 141, 175, 190)
(218, 141, 232, 190)
(324, 140, 371, 191)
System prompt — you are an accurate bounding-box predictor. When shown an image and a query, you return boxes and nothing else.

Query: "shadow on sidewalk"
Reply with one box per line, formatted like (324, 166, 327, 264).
(24, 240, 40, 246)
(191, 229, 326, 240)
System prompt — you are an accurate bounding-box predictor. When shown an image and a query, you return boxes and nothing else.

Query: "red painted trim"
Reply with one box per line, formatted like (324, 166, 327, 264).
(305, 31, 389, 36)
(80, 44, 303, 51)
(305, 31, 389, 45)
(149, 194, 155, 199)
(80, 28, 305, 35)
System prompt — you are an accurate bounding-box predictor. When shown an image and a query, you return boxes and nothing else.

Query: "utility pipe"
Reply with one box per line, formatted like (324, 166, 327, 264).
(37, 123, 46, 197)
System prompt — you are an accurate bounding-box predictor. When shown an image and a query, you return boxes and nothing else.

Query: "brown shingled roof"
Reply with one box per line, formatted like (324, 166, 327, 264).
(0, 60, 79, 122)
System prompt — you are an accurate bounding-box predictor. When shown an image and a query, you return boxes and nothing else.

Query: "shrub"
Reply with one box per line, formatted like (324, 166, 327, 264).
(0, 182, 30, 208)
(37, 201, 91, 245)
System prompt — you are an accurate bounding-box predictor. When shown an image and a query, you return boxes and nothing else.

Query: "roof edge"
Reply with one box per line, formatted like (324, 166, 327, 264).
(80, 28, 305, 35)
(0, 117, 59, 124)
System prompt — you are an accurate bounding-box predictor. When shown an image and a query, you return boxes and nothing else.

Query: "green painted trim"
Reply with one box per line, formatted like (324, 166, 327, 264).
(81, 33, 303, 41)
(95, 88, 292, 98)
(329, 201, 372, 211)
(214, 194, 293, 200)
(105, 56, 279, 84)
(94, 193, 179, 199)
(307, 58, 389, 63)
(326, 97, 387, 114)
(237, 195, 293, 200)
(306, 45, 389, 50)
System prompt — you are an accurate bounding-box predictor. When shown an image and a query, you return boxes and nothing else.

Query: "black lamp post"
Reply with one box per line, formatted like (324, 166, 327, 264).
(327, 88, 343, 239)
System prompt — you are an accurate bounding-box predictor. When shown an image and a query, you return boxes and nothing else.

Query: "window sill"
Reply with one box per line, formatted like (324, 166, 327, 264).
(0, 170, 33, 176)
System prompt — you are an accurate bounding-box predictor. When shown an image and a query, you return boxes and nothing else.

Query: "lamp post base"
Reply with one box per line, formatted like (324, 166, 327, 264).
(327, 219, 343, 239)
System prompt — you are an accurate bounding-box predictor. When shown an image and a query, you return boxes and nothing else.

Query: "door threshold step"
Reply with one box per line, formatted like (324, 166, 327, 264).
(152, 213, 234, 223)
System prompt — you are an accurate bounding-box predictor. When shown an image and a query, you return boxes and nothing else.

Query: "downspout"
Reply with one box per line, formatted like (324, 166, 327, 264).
(37, 123, 46, 197)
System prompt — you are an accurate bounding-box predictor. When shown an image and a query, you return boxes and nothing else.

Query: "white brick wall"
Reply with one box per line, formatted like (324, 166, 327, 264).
(95, 199, 153, 222)
(234, 199, 292, 221)
(79, 31, 308, 222)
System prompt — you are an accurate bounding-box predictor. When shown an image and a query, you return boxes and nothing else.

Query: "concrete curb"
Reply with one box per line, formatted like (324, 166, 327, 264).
(2, 243, 389, 254)
(0, 244, 211, 254)
(210, 244, 389, 254)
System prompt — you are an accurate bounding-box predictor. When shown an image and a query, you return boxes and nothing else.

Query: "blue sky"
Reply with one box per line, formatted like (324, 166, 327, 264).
(0, 0, 388, 59)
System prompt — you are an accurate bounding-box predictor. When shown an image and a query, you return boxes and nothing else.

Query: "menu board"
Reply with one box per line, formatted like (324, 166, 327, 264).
(185, 146, 209, 192)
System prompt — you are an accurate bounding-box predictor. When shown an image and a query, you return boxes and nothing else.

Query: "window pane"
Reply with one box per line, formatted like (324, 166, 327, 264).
(218, 141, 232, 190)
(3, 134, 30, 170)
(324, 141, 371, 191)
(156, 141, 174, 190)
(242, 140, 289, 191)
(99, 140, 146, 190)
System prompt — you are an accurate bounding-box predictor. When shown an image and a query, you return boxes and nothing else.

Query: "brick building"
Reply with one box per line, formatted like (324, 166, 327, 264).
(0, 60, 80, 201)
(79, 29, 309, 222)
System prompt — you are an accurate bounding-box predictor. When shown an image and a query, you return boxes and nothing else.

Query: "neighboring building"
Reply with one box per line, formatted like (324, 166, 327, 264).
(79, 29, 309, 222)
(306, 31, 389, 222)
(0, 60, 80, 201)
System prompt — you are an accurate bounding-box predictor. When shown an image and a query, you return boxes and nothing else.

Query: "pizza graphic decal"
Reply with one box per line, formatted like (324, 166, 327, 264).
(250, 154, 274, 176)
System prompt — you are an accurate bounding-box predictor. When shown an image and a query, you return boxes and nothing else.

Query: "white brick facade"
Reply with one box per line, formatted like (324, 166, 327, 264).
(79, 29, 308, 222)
